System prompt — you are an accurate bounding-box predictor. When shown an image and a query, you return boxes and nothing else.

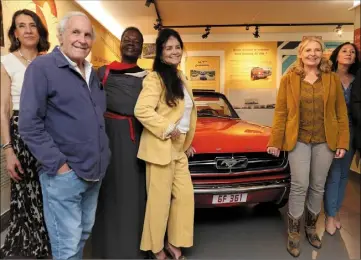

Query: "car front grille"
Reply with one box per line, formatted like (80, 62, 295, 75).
(193, 179, 289, 190)
(188, 152, 288, 174)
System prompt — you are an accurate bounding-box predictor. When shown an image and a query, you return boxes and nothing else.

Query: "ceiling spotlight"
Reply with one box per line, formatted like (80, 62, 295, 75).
(334, 25, 343, 37)
(153, 18, 162, 31)
(253, 26, 260, 38)
(245, 25, 250, 31)
(145, 0, 153, 7)
(202, 26, 211, 39)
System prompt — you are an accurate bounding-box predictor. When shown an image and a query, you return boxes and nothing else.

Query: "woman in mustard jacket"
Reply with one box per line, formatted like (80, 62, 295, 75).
(134, 28, 197, 260)
(267, 37, 349, 257)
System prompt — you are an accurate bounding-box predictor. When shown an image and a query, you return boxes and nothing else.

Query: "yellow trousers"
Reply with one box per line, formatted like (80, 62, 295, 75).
(140, 134, 194, 253)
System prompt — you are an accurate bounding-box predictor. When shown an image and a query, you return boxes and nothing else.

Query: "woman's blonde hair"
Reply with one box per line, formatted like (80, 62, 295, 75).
(290, 36, 332, 77)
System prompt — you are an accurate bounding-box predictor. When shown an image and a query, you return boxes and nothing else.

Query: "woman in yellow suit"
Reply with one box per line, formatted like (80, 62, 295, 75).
(134, 28, 197, 260)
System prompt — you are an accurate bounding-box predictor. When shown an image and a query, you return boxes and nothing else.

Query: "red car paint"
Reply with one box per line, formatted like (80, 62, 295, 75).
(190, 90, 290, 208)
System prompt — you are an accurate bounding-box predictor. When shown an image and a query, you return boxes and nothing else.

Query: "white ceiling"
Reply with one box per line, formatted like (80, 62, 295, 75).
(76, 0, 356, 39)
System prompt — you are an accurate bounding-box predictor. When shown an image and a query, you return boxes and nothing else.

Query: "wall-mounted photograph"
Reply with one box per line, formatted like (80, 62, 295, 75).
(250, 67, 272, 80)
(142, 43, 156, 59)
(190, 70, 216, 81)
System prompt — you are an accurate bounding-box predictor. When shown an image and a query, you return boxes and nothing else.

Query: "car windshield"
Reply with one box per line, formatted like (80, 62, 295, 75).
(193, 93, 239, 119)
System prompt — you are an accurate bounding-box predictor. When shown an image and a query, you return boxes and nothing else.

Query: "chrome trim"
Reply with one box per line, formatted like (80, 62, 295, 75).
(275, 186, 288, 204)
(190, 159, 289, 177)
(247, 159, 282, 164)
(189, 160, 215, 166)
(189, 158, 284, 166)
(194, 183, 288, 194)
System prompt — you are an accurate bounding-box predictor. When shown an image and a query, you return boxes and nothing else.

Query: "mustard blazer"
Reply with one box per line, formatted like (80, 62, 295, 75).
(134, 71, 197, 165)
(268, 71, 349, 152)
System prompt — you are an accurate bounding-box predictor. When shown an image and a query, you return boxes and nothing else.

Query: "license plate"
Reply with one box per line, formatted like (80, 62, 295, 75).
(212, 193, 248, 204)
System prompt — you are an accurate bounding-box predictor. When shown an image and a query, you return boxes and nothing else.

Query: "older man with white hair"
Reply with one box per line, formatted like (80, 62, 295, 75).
(18, 12, 110, 259)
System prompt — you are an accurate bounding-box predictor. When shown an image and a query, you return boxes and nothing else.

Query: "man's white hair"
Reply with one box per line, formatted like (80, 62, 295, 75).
(57, 11, 96, 40)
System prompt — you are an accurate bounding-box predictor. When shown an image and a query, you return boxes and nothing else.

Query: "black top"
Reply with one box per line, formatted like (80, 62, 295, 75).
(351, 68, 361, 150)
(97, 65, 145, 116)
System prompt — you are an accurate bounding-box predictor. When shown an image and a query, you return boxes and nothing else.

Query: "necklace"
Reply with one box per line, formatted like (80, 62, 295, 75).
(18, 50, 35, 64)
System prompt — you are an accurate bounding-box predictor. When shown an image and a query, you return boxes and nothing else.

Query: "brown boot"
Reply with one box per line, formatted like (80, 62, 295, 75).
(305, 208, 322, 249)
(287, 213, 301, 257)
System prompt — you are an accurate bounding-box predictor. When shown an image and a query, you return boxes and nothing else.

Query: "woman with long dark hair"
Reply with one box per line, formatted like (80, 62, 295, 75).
(0, 9, 51, 258)
(135, 28, 197, 260)
(324, 42, 360, 235)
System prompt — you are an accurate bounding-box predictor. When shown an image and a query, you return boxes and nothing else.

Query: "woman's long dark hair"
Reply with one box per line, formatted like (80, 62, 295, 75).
(153, 29, 184, 107)
(8, 9, 50, 53)
(329, 42, 360, 75)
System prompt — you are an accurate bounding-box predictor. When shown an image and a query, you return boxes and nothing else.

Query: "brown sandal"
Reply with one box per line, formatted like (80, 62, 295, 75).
(164, 244, 187, 260)
(148, 250, 169, 259)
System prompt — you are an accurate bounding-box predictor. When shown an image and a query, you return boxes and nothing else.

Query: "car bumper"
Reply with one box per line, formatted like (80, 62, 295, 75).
(193, 182, 289, 208)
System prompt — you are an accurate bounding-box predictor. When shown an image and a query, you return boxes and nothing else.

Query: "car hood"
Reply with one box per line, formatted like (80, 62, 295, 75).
(192, 117, 271, 153)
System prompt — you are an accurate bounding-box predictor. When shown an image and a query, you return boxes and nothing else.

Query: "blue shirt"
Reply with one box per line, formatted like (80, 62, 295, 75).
(19, 47, 110, 180)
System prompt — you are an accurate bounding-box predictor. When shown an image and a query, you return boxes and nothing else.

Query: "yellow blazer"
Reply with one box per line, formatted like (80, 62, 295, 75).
(134, 71, 197, 165)
(268, 71, 349, 151)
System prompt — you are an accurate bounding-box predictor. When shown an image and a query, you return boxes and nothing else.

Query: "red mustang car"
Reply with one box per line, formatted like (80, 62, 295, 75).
(190, 90, 290, 208)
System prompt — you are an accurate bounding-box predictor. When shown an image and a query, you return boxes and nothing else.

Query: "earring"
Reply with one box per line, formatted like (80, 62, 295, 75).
(15, 37, 20, 47)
